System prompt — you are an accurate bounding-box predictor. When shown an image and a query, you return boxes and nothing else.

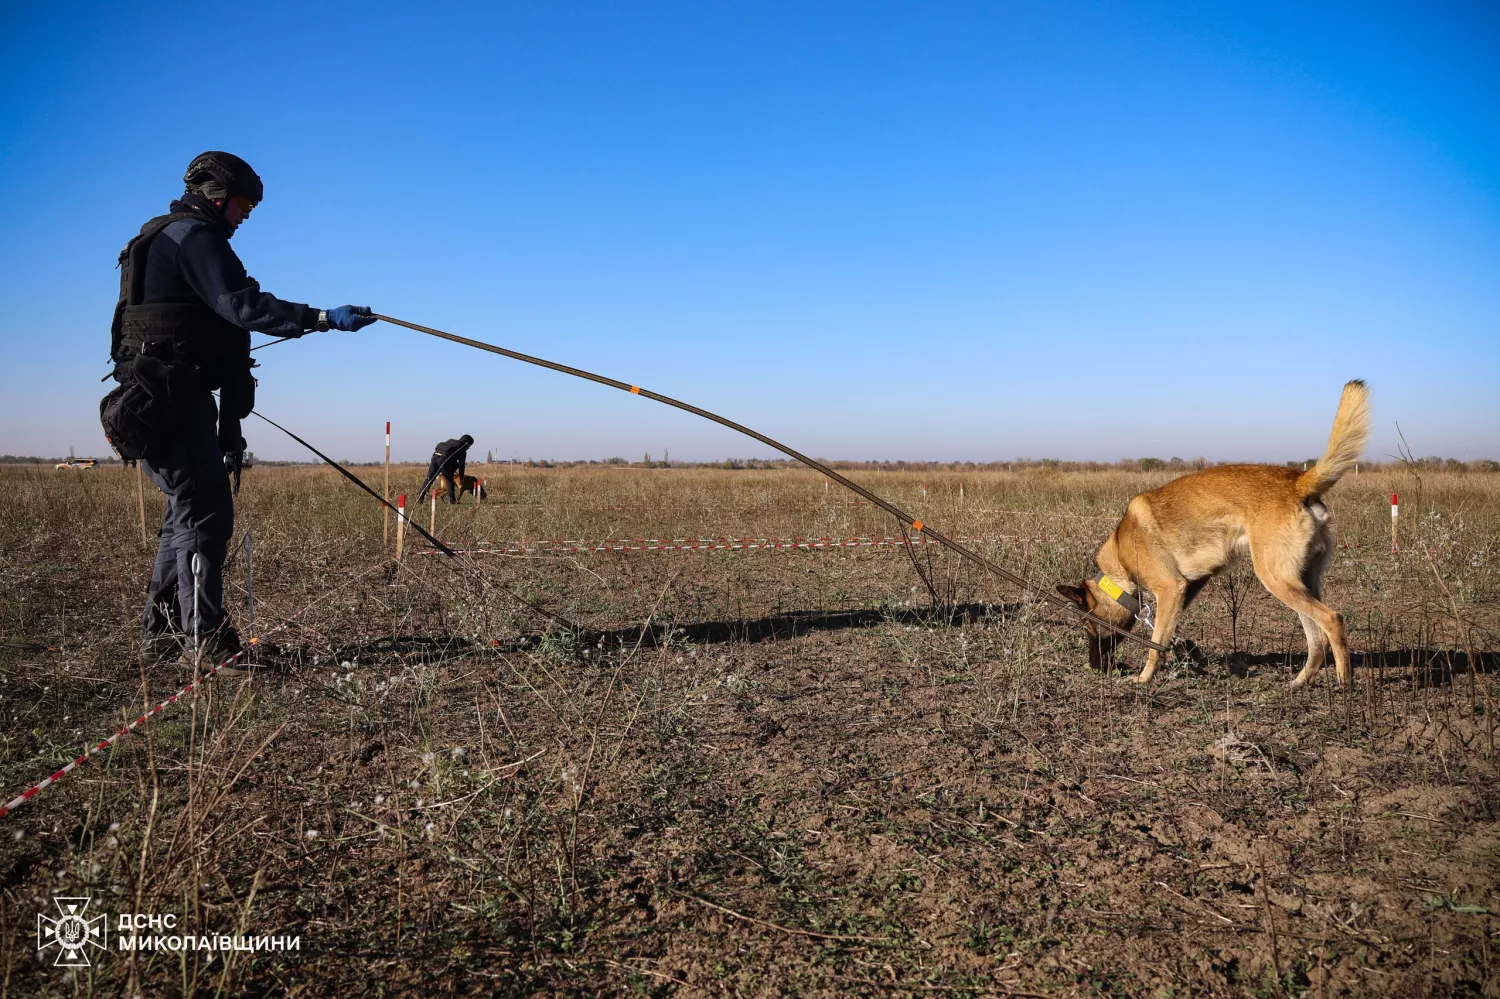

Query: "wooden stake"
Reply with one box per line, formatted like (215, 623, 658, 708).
(383, 421, 391, 546)
(430, 488, 437, 535)
(135, 462, 149, 546)
(1390, 492, 1399, 553)
(395, 494, 406, 560)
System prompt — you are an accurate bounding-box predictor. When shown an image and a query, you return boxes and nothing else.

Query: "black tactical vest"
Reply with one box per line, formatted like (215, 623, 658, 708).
(100, 212, 255, 460)
(110, 211, 250, 388)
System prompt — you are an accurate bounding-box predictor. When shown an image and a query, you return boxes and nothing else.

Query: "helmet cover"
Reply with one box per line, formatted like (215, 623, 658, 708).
(184, 151, 264, 204)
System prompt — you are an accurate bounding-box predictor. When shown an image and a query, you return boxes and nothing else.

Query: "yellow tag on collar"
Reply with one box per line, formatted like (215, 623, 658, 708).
(1096, 574, 1126, 601)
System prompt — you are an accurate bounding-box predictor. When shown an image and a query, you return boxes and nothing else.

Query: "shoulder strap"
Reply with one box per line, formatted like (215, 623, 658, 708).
(121, 212, 201, 307)
(111, 212, 202, 360)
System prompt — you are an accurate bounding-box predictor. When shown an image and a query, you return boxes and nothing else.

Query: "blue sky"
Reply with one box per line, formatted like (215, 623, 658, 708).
(1, 1, 1495, 462)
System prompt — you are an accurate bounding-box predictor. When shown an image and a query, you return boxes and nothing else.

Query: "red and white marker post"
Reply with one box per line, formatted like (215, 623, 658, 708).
(430, 487, 438, 534)
(1391, 492, 1399, 553)
(395, 494, 407, 560)
(383, 421, 392, 546)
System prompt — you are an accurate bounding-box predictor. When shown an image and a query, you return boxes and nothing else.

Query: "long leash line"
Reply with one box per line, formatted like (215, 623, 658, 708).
(369, 313, 1163, 652)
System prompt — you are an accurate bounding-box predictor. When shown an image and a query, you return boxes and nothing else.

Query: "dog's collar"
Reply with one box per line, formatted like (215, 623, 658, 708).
(1092, 571, 1141, 618)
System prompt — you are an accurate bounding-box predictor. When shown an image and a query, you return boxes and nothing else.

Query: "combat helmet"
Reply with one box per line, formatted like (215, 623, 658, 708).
(184, 151, 264, 204)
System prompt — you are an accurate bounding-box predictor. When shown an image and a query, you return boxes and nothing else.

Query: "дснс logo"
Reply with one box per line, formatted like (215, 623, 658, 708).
(37, 896, 108, 967)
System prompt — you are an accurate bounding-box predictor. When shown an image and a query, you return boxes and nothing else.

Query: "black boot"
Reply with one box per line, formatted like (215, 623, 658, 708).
(140, 595, 183, 665)
(180, 625, 248, 676)
(140, 629, 185, 666)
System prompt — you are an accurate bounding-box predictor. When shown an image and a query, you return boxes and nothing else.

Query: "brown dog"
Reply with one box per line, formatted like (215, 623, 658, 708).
(455, 473, 487, 502)
(1057, 380, 1369, 688)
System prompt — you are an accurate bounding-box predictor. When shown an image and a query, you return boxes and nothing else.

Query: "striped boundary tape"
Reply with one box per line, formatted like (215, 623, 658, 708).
(417, 536, 1402, 557)
(415, 534, 1035, 556)
(1, 649, 253, 818)
(0, 559, 393, 821)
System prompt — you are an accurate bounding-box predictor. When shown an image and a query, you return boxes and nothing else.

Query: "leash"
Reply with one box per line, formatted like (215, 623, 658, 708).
(369, 313, 1165, 652)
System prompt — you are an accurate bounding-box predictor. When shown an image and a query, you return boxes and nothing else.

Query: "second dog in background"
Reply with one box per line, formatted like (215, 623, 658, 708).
(455, 473, 487, 502)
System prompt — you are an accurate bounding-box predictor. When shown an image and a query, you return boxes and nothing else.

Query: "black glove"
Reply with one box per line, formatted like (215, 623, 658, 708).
(326, 305, 376, 331)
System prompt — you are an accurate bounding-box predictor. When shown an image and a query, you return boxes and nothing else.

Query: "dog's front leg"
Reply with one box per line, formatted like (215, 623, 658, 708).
(1135, 580, 1187, 684)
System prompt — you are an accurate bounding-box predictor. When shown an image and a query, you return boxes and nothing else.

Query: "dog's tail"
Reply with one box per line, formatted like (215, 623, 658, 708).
(1297, 380, 1370, 498)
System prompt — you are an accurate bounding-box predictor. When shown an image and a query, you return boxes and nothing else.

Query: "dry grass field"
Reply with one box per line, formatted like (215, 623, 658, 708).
(0, 461, 1496, 997)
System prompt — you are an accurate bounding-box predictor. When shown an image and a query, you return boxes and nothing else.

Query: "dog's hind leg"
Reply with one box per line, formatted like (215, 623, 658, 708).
(1255, 573, 1349, 688)
(1291, 545, 1333, 686)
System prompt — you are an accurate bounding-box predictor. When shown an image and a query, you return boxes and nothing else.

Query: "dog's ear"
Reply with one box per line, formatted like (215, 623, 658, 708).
(1055, 582, 1088, 608)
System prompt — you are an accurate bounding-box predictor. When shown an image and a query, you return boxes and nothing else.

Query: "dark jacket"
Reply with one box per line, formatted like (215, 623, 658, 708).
(142, 195, 319, 336)
(432, 438, 469, 477)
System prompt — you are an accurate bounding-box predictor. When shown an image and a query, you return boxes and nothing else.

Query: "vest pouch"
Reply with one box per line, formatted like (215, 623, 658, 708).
(99, 384, 144, 461)
(99, 379, 168, 461)
(154, 353, 203, 402)
(219, 362, 256, 421)
(97, 354, 201, 461)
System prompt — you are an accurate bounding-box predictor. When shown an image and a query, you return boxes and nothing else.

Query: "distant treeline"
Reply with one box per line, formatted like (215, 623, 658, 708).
(427, 455, 1500, 472)
(6, 454, 1496, 472)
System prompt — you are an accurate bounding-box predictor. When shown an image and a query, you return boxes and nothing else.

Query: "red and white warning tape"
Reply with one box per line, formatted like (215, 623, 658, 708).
(0, 559, 393, 821)
(416, 534, 1069, 556)
(1, 648, 254, 818)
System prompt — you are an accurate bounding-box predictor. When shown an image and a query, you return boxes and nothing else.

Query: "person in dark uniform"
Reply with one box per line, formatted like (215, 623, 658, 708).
(223, 448, 244, 495)
(103, 151, 376, 671)
(423, 435, 474, 504)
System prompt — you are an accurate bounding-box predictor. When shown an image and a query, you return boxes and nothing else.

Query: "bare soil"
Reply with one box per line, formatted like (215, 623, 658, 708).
(1, 464, 1496, 997)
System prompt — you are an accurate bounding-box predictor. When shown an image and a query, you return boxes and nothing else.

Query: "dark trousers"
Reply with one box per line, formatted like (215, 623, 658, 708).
(425, 455, 459, 503)
(141, 393, 234, 637)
